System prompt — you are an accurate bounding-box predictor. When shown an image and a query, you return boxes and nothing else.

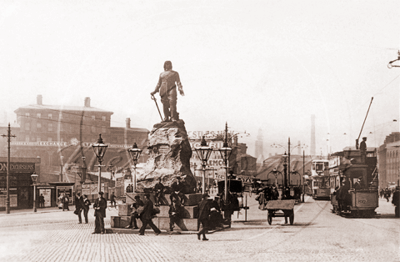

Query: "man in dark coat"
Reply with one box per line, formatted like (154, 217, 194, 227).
(197, 193, 211, 241)
(170, 176, 185, 205)
(392, 187, 399, 217)
(93, 192, 107, 234)
(82, 194, 91, 224)
(360, 137, 367, 163)
(110, 192, 116, 207)
(74, 192, 84, 224)
(139, 193, 161, 236)
(154, 177, 165, 206)
(62, 193, 70, 211)
(168, 199, 183, 231)
(150, 60, 185, 122)
(126, 195, 144, 229)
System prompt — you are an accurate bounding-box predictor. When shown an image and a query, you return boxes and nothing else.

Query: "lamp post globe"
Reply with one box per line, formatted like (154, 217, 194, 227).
(128, 142, 142, 193)
(195, 136, 213, 194)
(31, 172, 38, 212)
(92, 134, 108, 193)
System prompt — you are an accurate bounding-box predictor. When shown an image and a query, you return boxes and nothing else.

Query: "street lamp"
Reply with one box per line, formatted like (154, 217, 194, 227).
(195, 136, 213, 194)
(31, 172, 38, 212)
(218, 123, 232, 203)
(267, 168, 282, 186)
(282, 152, 288, 189)
(128, 142, 142, 193)
(92, 134, 108, 193)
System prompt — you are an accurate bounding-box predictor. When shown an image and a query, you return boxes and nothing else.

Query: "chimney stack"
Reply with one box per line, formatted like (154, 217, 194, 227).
(84, 97, 90, 107)
(126, 118, 131, 128)
(37, 95, 43, 105)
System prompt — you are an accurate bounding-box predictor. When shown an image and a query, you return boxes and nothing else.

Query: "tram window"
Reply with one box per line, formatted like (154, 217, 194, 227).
(316, 163, 324, 172)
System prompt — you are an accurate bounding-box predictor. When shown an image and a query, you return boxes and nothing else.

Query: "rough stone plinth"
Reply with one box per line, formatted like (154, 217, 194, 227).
(136, 120, 196, 193)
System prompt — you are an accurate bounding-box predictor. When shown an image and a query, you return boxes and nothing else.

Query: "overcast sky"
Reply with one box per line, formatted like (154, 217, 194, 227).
(0, 0, 399, 157)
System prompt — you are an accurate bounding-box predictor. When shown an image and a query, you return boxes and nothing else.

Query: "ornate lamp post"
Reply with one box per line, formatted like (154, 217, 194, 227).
(128, 142, 142, 193)
(218, 123, 232, 203)
(31, 172, 38, 212)
(92, 134, 108, 193)
(195, 136, 213, 194)
(282, 152, 288, 189)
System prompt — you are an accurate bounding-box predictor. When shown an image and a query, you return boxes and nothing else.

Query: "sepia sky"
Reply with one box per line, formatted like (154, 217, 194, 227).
(0, 0, 399, 157)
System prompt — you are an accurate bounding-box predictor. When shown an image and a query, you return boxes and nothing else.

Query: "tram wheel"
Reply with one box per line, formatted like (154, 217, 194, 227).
(267, 213, 272, 225)
(289, 213, 294, 225)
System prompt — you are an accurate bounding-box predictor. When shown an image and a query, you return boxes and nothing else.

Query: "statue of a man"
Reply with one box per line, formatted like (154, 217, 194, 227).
(151, 61, 185, 122)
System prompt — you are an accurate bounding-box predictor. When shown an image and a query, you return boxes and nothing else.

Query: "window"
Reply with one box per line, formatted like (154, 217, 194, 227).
(91, 126, 96, 133)
(102, 116, 106, 121)
(25, 122, 30, 131)
(48, 114, 52, 119)
(48, 123, 53, 132)
(101, 127, 106, 133)
(92, 116, 95, 120)
(37, 113, 41, 119)
(37, 123, 41, 130)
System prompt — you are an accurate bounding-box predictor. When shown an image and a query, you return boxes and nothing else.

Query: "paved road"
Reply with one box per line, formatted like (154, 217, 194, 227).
(0, 195, 398, 262)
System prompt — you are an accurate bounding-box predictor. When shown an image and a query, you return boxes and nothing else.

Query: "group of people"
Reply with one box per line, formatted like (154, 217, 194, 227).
(380, 188, 395, 202)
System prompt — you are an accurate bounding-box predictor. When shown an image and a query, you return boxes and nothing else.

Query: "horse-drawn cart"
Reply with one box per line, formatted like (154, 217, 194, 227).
(265, 199, 296, 225)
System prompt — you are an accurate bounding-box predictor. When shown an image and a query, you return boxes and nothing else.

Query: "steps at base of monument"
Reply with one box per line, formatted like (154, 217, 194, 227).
(126, 193, 202, 206)
(158, 205, 198, 218)
(111, 215, 199, 231)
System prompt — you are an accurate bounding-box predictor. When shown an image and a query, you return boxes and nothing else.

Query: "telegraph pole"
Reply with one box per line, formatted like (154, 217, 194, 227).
(1, 123, 16, 214)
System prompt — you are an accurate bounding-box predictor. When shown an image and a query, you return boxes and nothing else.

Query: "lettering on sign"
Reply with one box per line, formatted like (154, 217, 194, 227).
(0, 162, 35, 173)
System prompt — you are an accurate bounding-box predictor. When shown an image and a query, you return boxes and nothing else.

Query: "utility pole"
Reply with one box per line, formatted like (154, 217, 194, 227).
(1, 123, 16, 214)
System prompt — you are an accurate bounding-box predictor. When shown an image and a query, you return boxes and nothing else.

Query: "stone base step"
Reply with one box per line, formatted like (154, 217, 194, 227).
(158, 205, 198, 218)
(111, 215, 199, 231)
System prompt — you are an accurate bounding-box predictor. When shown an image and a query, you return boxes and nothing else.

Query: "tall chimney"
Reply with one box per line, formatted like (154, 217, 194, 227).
(37, 95, 43, 105)
(311, 115, 316, 156)
(84, 97, 90, 107)
(126, 118, 131, 128)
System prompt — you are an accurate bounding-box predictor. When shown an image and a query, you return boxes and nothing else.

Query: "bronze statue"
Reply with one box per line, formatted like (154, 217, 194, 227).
(151, 61, 185, 122)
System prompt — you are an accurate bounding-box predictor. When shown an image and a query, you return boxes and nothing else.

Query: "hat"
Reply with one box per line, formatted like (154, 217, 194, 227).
(98, 191, 104, 195)
(202, 193, 209, 199)
(134, 195, 141, 199)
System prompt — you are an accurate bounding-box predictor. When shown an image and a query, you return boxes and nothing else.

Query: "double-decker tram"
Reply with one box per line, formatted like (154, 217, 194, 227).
(329, 147, 378, 217)
(311, 160, 330, 200)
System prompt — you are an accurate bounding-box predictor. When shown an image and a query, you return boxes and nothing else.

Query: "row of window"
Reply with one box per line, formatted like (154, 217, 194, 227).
(25, 113, 108, 121)
(23, 123, 107, 133)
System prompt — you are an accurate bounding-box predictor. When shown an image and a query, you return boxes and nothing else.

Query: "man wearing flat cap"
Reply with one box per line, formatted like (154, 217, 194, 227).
(197, 193, 211, 241)
(93, 192, 107, 234)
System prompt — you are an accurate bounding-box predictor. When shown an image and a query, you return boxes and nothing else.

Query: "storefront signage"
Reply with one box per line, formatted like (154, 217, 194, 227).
(10, 141, 130, 148)
(0, 162, 35, 173)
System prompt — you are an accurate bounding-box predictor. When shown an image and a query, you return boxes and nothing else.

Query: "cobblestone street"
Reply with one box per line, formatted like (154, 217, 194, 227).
(0, 195, 398, 262)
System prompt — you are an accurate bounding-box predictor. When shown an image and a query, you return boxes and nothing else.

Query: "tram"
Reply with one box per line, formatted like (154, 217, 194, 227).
(311, 160, 331, 200)
(329, 147, 378, 217)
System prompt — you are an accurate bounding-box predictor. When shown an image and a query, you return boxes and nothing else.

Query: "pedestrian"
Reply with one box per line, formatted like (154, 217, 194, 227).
(110, 192, 116, 207)
(39, 194, 45, 208)
(150, 60, 185, 122)
(197, 193, 211, 241)
(93, 192, 107, 234)
(168, 199, 183, 232)
(62, 193, 70, 211)
(139, 193, 161, 236)
(74, 192, 84, 224)
(82, 194, 91, 224)
(170, 176, 185, 205)
(154, 177, 165, 206)
(359, 137, 367, 163)
(384, 189, 391, 202)
(126, 195, 144, 229)
(392, 187, 399, 218)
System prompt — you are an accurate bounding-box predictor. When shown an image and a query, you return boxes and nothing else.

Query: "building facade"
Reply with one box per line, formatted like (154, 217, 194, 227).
(0, 95, 149, 185)
(377, 132, 400, 189)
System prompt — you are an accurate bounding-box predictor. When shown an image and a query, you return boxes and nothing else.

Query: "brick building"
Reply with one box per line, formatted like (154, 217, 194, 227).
(0, 95, 149, 185)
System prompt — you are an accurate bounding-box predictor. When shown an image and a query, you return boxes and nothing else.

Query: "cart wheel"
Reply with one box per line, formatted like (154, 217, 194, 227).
(267, 213, 272, 225)
(289, 213, 294, 225)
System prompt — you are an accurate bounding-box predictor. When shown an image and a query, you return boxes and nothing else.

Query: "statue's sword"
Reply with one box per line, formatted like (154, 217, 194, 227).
(151, 95, 163, 121)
